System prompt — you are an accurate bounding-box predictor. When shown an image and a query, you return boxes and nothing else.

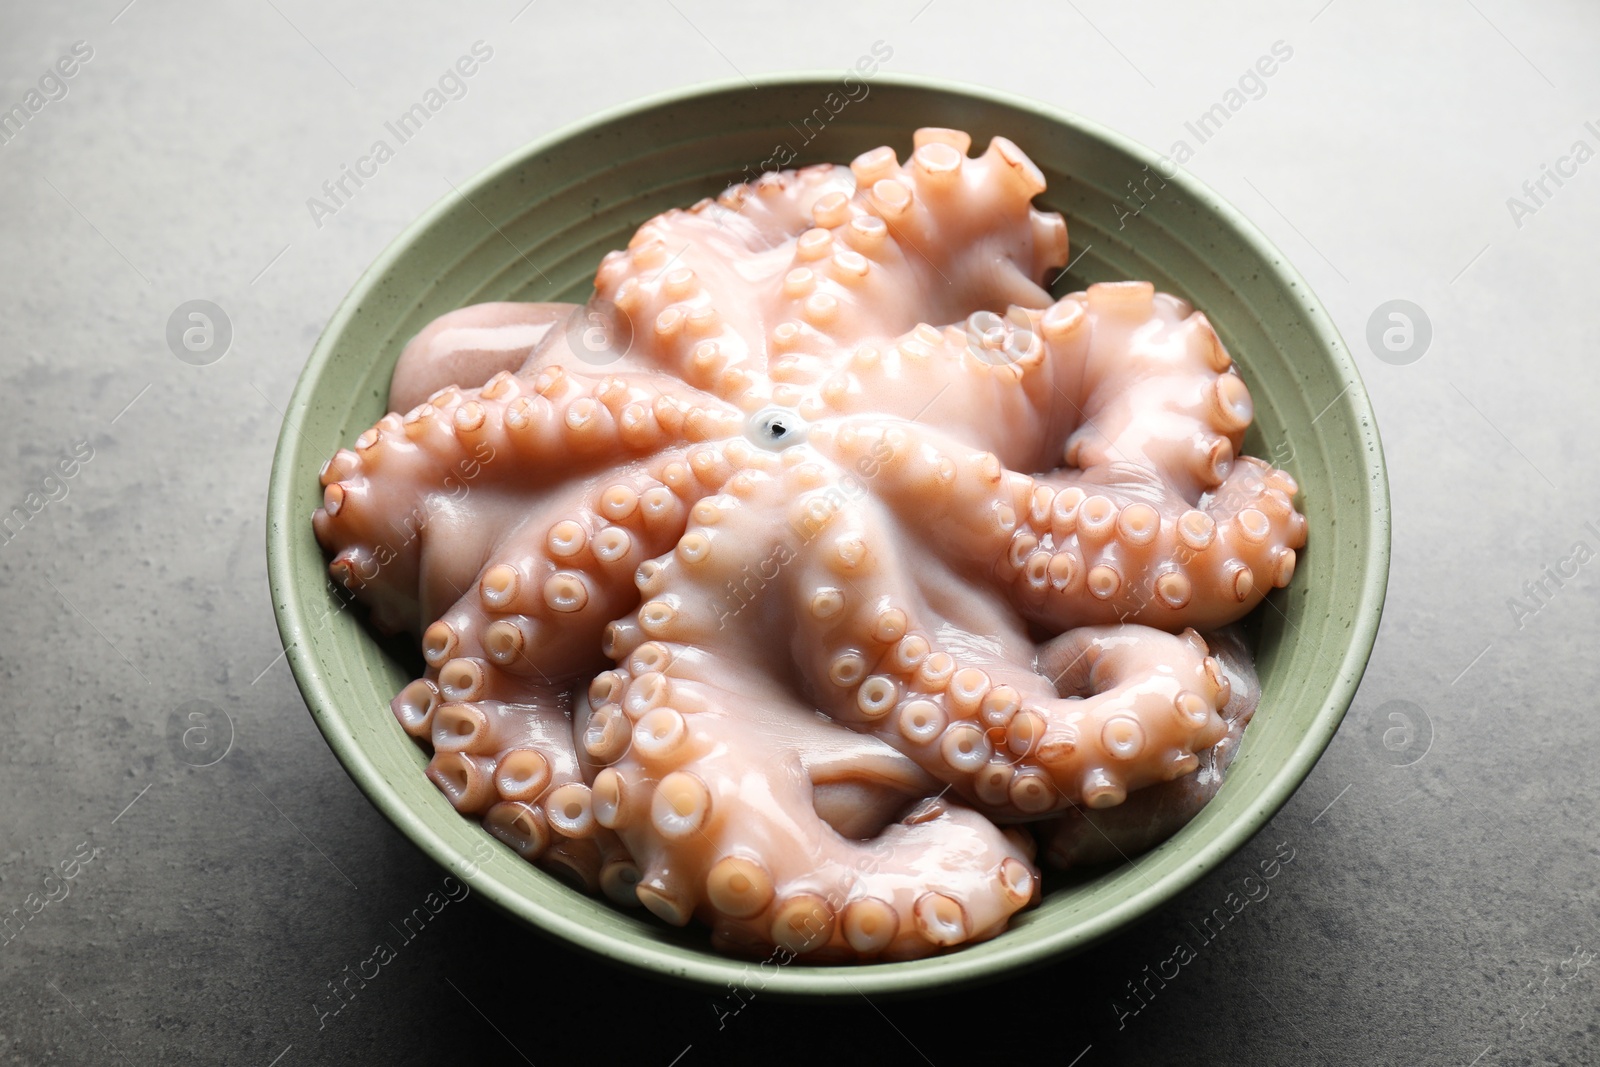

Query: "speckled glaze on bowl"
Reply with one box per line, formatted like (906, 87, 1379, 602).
(265, 73, 1389, 997)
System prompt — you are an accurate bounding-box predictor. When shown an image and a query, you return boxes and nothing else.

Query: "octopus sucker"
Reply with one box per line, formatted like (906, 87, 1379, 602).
(313, 128, 1307, 960)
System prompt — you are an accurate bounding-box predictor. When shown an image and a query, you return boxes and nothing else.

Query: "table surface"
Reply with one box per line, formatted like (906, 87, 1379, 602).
(2, 1, 1595, 1064)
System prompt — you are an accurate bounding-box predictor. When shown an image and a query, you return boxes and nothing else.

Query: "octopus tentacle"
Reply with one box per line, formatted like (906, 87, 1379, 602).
(707, 162, 859, 242)
(436, 465, 713, 680)
(583, 652, 1036, 959)
(581, 165, 856, 394)
(622, 455, 1229, 817)
(761, 131, 1069, 361)
(1008, 458, 1306, 631)
(820, 416, 1304, 631)
(1040, 626, 1261, 867)
(809, 288, 1307, 632)
(1049, 283, 1254, 503)
(389, 484, 690, 879)
(434, 667, 642, 909)
(388, 301, 573, 414)
(324, 389, 759, 887)
(810, 418, 1034, 566)
(393, 652, 593, 888)
(779, 482, 1231, 813)
(399, 442, 771, 808)
(585, 129, 1068, 396)
(848, 131, 1067, 312)
(312, 366, 744, 628)
(805, 277, 1293, 486)
(382, 446, 772, 889)
(579, 472, 1037, 958)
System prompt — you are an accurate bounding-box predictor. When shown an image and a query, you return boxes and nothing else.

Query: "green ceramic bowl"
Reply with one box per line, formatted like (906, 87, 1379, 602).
(266, 73, 1388, 996)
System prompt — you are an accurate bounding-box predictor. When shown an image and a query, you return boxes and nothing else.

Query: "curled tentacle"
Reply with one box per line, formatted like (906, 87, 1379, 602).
(586, 642, 1036, 960)
(821, 417, 1304, 632)
(829, 130, 1069, 329)
(583, 130, 1068, 399)
(776, 478, 1231, 814)
(614, 460, 1229, 818)
(759, 131, 1068, 363)
(582, 164, 857, 397)
(1039, 627, 1261, 866)
(312, 368, 745, 628)
(1009, 457, 1306, 632)
(812, 283, 1307, 632)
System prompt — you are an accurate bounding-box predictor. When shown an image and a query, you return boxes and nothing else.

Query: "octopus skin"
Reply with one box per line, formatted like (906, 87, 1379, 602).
(311, 127, 1307, 960)
(1037, 627, 1261, 868)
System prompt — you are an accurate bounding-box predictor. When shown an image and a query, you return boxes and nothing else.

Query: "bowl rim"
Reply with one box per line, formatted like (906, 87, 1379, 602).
(266, 70, 1391, 996)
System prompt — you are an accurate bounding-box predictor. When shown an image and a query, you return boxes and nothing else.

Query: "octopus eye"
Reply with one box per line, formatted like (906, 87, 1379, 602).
(746, 407, 807, 450)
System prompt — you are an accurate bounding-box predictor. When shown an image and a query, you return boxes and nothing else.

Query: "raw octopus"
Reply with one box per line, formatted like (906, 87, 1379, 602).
(311, 127, 1305, 962)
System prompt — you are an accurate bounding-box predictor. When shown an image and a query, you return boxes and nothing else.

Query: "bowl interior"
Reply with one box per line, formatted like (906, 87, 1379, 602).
(266, 74, 1389, 996)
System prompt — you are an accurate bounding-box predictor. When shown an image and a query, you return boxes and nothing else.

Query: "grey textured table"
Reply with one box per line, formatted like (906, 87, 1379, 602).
(2, 1, 1595, 1064)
